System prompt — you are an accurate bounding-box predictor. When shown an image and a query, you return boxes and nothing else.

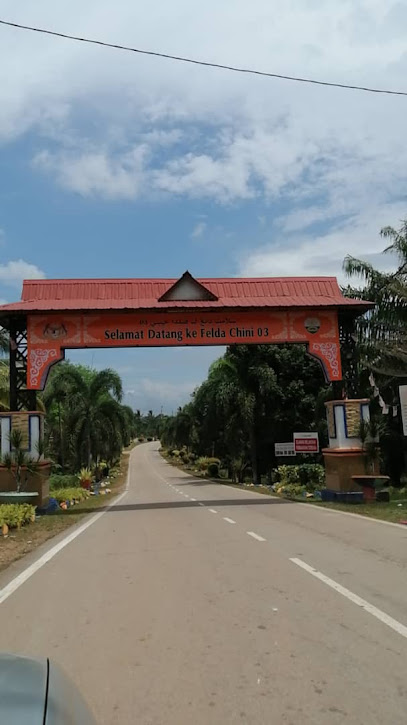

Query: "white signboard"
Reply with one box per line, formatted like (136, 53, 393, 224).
(275, 442, 296, 457)
(399, 385, 407, 436)
(293, 432, 319, 453)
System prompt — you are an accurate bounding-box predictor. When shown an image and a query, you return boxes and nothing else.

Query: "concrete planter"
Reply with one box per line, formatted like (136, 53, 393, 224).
(0, 491, 39, 505)
(0, 462, 51, 507)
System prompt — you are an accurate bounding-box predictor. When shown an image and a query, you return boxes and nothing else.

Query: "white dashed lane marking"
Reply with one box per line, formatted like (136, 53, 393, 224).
(247, 532, 266, 542)
(223, 517, 236, 524)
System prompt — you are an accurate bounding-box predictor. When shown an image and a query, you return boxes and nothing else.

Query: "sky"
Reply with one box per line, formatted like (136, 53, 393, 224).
(1, 1, 407, 412)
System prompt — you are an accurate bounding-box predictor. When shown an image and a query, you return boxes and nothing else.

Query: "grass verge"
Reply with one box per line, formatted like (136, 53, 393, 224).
(301, 499, 407, 524)
(160, 450, 407, 526)
(0, 443, 136, 573)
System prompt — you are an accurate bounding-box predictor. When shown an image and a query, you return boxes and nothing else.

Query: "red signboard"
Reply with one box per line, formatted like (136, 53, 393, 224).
(293, 432, 319, 453)
(27, 309, 342, 390)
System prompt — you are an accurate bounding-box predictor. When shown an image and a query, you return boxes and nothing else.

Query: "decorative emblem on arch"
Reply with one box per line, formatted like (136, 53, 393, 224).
(308, 341, 342, 381)
(28, 347, 64, 388)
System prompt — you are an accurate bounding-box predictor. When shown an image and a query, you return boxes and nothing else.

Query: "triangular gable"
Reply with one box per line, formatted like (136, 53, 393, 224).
(158, 271, 218, 302)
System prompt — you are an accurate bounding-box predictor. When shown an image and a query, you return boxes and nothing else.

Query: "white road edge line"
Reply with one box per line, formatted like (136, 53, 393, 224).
(223, 517, 236, 524)
(290, 557, 407, 640)
(0, 453, 133, 607)
(247, 531, 266, 542)
(209, 509, 218, 514)
(155, 452, 407, 530)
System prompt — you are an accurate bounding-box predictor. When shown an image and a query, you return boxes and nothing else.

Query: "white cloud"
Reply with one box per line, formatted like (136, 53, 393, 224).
(190, 221, 207, 239)
(124, 377, 197, 412)
(1, 1, 407, 263)
(239, 201, 405, 283)
(33, 146, 149, 200)
(0, 260, 46, 288)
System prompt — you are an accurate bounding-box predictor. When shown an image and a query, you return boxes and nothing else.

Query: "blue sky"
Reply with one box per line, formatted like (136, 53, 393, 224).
(1, 1, 407, 411)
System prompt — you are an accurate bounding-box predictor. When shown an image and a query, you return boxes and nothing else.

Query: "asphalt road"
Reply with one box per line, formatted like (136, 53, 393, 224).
(1, 442, 407, 724)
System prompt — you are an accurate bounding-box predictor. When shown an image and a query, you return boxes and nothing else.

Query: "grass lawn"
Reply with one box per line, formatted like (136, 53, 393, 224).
(303, 498, 407, 524)
(0, 443, 137, 573)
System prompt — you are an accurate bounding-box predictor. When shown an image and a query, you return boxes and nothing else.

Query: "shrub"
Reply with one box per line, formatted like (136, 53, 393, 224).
(276, 465, 300, 486)
(276, 464, 325, 491)
(49, 474, 78, 490)
(277, 484, 307, 499)
(297, 464, 325, 489)
(171, 450, 181, 458)
(51, 487, 91, 504)
(138, 437, 145, 442)
(147, 437, 153, 442)
(207, 462, 219, 478)
(196, 456, 220, 471)
(0, 503, 36, 530)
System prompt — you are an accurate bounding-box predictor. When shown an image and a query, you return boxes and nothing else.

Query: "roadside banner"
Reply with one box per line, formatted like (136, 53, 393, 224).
(293, 432, 319, 453)
(275, 442, 296, 457)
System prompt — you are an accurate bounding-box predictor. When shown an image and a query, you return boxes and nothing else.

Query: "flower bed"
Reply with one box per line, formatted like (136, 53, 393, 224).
(51, 487, 91, 507)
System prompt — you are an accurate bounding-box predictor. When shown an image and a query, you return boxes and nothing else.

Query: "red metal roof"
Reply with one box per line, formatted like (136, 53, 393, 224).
(0, 276, 372, 314)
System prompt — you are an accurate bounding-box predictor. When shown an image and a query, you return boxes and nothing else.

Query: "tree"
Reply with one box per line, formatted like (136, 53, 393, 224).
(344, 218, 407, 483)
(0, 329, 9, 411)
(0, 360, 9, 411)
(165, 344, 327, 485)
(44, 363, 126, 469)
(0, 328, 8, 355)
(343, 220, 407, 377)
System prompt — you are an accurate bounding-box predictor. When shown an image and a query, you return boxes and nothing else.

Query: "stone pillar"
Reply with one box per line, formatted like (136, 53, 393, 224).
(0, 411, 50, 506)
(0, 411, 45, 458)
(323, 399, 373, 492)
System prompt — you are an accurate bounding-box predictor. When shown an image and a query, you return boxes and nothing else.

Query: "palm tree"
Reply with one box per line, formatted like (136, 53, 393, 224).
(0, 360, 9, 412)
(0, 329, 9, 411)
(44, 363, 123, 468)
(0, 328, 8, 355)
(209, 346, 279, 485)
(343, 220, 407, 376)
(344, 220, 407, 481)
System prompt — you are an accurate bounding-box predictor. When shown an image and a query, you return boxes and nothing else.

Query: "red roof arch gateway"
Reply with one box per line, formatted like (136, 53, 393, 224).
(0, 273, 372, 392)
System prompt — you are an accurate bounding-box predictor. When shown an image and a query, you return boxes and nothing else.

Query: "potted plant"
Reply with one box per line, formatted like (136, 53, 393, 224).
(0, 429, 42, 504)
(78, 467, 93, 490)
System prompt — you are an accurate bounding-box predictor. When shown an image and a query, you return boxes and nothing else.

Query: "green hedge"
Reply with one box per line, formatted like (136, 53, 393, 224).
(49, 474, 79, 490)
(276, 464, 325, 490)
(51, 487, 91, 504)
(0, 504, 36, 529)
(196, 456, 221, 471)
